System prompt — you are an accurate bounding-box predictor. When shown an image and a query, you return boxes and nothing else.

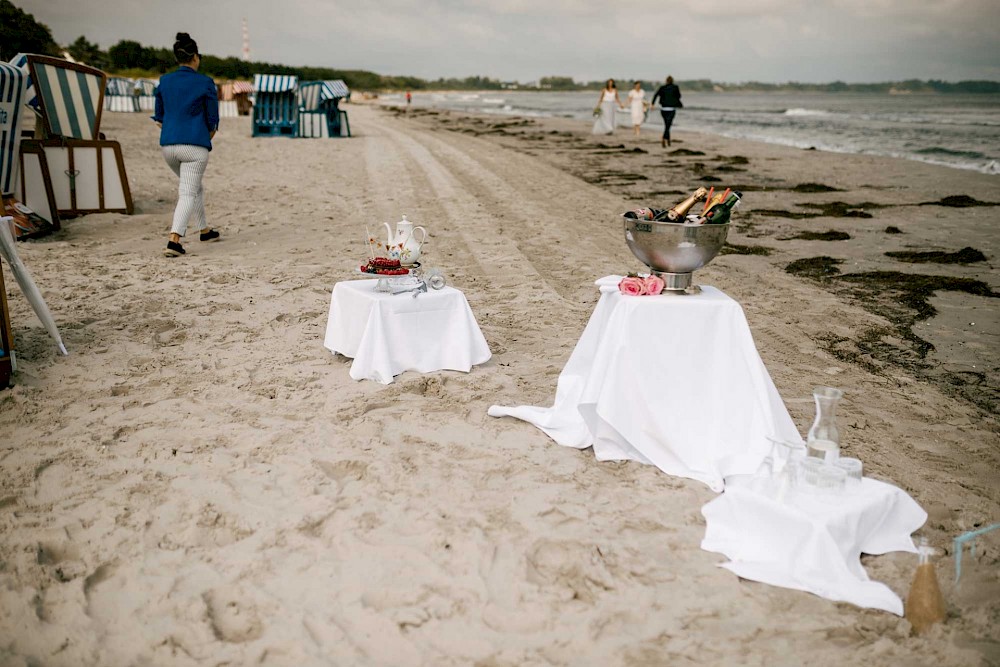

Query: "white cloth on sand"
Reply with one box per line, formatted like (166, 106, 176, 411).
(701, 478, 927, 614)
(324, 278, 491, 384)
(489, 277, 801, 492)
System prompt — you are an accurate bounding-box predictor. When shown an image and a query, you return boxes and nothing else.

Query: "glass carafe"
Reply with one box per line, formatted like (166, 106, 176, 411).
(806, 386, 842, 463)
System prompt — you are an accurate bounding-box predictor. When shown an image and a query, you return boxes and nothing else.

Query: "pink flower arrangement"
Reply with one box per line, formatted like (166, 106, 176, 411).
(618, 274, 665, 296)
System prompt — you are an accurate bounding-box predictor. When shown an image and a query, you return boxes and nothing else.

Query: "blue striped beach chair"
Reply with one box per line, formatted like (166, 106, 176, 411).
(1, 62, 57, 239)
(1, 63, 27, 197)
(252, 74, 298, 137)
(297, 79, 351, 138)
(8, 54, 37, 114)
(105, 76, 148, 113)
(27, 55, 105, 141)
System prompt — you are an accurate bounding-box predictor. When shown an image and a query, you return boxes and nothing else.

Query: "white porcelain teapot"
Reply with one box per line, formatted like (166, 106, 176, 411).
(383, 214, 427, 265)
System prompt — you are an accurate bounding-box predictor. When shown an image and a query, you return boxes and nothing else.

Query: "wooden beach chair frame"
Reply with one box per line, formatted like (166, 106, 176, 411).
(15, 141, 61, 228)
(26, 55, 106, 141)
(19, 138, 133, 218)
(0, 258, 13, 388)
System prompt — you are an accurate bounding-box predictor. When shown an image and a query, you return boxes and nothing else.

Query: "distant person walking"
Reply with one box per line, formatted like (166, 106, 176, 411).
(592, 79, 623, 135)
(153, 33, 220, 258)
(406, 90, 412, 106)
(651, 75, 682, 147)
(627, 81, 648, 137)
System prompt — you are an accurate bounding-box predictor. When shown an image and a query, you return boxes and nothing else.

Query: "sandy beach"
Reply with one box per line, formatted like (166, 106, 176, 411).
(1, 102, 998, 666)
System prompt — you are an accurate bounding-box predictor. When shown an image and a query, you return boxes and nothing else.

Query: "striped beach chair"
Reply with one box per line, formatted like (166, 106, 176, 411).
(252, 74, 299, 137)
(7, 54, 37, 113)
(1, 62, 57, 239)
(104, 76, 136, 112)
(27, 55, 105, 141)
(17, 56, 132, 221)
(297, 79, 351, 138)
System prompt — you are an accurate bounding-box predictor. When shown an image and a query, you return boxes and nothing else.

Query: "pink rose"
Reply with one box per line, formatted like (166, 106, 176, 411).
(643, 274, 665, 296)
(619, 276, 645, 296)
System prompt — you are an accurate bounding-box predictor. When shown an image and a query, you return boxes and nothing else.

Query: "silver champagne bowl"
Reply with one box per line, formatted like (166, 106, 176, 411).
(622, 215, 730, 293)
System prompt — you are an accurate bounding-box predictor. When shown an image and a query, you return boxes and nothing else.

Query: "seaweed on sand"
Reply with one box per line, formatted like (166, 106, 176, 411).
(789, 230, 851, 241)
(720, 243, 771, 256)
(785, 256, 1000, 415)
(885, 247, 987, 264)
(791, 183, 843, 193)
(919, 194, 996, 208)
(785, 256, 843, 278)
(885, 226, 903, 234)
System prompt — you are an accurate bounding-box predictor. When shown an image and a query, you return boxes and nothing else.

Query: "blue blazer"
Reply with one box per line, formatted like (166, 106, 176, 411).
(153, 66, 219, 150)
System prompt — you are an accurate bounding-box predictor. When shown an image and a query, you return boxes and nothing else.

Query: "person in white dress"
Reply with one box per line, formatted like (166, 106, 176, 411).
(627, 81, 648, 137)
(592, 79, 623, 135)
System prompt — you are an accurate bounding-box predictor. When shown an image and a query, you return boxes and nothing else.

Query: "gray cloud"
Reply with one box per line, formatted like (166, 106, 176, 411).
(20, 0, 1000, 82)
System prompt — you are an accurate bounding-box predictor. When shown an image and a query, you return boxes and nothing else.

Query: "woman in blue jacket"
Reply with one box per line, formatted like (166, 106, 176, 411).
(153, 33, 220, 257)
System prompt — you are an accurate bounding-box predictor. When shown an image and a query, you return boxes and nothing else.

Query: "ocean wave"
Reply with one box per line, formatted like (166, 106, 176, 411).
(783, 108, 831, 117)
(914, 146, 986, 159)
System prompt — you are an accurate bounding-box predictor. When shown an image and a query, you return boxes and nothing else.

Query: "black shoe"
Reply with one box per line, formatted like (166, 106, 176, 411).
(164, 241, 186, 257)
(200, 229, 220, 242)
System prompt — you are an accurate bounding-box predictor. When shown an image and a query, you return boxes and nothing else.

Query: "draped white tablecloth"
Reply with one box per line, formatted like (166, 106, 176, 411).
(324, 279, 491, 384)
(701, 479, 927, 614)
(488, 277, 801, 491)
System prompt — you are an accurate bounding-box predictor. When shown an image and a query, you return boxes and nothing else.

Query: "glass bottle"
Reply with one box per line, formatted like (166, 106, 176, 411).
(702, 191, 743, 225)
(806, 386, 842, 462)
(654, 187, 708, 222)
(905, 537, 946, 635)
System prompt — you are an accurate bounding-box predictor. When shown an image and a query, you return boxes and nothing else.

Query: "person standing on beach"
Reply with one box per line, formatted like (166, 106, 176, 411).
(153, 33, 220, 258)
(592, 79, 623, 135)
(406, 91, 412, 106)
(650, 75, 682, 147)
(627, 81, 648, 137)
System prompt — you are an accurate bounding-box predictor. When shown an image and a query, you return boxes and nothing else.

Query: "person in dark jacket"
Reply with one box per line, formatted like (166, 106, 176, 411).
(650, 75, 683, 148)
(153, 33, 220, 258)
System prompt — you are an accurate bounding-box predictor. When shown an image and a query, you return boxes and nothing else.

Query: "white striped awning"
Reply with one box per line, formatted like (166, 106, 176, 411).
(325, 80, 350, 98)
(8, 53, 36, 110)
(1, 63, 28, 195)
(106, 77, 133, 96)
(28, 55, 105, 141)
(253, 74, 297, 94)
(299, 80, 350, 111)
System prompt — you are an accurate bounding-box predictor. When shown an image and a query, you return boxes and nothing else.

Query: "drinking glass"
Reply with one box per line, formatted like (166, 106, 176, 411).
(427, 268, 446, 290)
(834, 457, 863, 487)
(799, 457, 846, 494)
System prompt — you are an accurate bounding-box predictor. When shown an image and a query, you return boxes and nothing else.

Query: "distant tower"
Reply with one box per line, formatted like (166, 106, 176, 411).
(241, 18, 250, 62)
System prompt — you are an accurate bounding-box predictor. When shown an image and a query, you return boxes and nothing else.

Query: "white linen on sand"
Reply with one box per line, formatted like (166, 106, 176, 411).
(488, 277, 801, 492)
(324, 278, 491, 384)
(701, 479, 927, 614)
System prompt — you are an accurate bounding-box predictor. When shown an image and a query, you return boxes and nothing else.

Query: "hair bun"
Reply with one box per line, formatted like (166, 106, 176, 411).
(176, 32, 191, 42)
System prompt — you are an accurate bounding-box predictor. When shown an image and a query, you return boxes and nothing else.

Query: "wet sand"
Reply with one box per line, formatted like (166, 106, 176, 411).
(0, 102, 997, 666)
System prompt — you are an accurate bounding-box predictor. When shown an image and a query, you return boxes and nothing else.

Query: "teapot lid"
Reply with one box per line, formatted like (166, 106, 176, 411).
(397, 214, 410, 224)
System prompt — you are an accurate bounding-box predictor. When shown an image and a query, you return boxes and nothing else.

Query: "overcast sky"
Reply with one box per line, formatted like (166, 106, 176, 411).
(21, 0, 1000, 83)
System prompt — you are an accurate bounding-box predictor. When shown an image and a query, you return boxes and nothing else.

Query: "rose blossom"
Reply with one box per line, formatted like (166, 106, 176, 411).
(619, 276, 645, 296)
(643, 274, 665, 296)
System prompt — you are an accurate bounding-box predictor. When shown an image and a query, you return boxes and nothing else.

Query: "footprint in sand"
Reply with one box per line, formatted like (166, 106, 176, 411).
(203, 586, 264, 643)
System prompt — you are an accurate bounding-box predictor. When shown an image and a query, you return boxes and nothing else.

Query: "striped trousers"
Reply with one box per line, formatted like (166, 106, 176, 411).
(162, 144, 210, 237)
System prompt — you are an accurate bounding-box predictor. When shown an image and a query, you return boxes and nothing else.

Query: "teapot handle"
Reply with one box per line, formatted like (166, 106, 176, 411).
(411, 226, 428, 246)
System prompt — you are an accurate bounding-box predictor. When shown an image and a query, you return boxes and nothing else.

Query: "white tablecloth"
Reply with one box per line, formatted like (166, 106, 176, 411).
(701, 479, 927, 614)
(488, 277, 801, 491)
(324, 279, 491, 384)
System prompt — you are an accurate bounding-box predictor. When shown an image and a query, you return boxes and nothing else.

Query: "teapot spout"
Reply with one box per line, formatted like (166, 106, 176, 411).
(382, 221, 393, 247)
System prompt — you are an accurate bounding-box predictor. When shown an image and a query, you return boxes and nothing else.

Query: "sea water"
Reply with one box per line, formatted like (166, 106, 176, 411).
(388, 90, 1000, 174)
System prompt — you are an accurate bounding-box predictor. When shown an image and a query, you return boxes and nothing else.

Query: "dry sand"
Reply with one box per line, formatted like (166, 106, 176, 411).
(0, 102, 998, 666)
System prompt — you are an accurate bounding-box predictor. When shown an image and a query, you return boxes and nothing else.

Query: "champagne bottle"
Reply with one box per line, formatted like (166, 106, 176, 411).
(702, 191, 743, 225)
(654, 187, 708, 222)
